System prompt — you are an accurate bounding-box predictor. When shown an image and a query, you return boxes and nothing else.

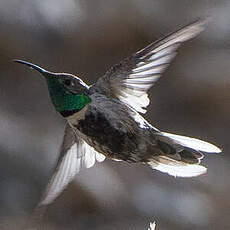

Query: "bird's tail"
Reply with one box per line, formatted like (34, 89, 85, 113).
(148, 132, 221, 177)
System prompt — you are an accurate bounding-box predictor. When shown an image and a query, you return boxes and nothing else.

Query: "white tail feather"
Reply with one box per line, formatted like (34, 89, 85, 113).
(162, 132, 221, 153)
(148, 156, 207, 177)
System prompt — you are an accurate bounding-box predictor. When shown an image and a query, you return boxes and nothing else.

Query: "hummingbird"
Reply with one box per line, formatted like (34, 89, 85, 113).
(15, 20, 221, 206)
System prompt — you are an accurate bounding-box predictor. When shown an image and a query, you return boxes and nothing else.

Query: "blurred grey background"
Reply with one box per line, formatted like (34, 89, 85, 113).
(0, 0, 229, 229)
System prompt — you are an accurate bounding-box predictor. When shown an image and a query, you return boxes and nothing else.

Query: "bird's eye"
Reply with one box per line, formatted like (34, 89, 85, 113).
(63, 79, 71, 86)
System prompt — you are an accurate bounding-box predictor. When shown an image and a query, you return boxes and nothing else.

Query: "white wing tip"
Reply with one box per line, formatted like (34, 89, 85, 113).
(180, 18, 208, 41)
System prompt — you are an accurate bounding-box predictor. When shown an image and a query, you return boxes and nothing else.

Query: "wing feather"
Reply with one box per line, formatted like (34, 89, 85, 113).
(39, 123, 105, 206)
(92, 19, 207, 113)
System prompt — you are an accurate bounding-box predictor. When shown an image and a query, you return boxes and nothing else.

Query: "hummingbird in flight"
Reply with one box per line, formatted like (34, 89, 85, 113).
(15, 20, 221, 206)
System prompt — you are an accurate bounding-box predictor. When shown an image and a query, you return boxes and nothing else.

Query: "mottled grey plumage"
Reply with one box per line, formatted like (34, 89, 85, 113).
(15, 19, 221, 206)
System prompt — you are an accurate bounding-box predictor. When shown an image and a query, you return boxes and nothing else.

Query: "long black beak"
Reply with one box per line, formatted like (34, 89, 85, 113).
(14, 59, 55, 77)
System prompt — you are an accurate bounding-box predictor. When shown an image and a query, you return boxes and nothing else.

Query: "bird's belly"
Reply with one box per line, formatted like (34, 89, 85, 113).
(66, 107, 114, 157)
(69, 110, 155, 162)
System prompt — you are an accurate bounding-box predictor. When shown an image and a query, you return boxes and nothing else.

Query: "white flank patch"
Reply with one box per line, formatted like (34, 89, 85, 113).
(162, 132, 222, 153)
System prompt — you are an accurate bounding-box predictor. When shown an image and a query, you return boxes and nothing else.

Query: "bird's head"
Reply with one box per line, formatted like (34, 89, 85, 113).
(14, 60, 91, 117)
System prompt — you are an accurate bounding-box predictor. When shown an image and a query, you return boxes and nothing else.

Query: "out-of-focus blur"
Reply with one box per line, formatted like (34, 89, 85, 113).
(0, 0, 229, 229)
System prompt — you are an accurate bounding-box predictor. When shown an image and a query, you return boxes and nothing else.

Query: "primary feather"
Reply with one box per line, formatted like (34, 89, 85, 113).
(39, 124, 105, 206)
(92, 19, 207, 113)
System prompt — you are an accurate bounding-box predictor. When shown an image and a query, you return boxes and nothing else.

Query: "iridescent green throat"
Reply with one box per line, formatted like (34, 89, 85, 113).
(46, 78, 91, 113)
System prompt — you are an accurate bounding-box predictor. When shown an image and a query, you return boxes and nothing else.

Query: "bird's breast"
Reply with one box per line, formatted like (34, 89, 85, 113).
(70, 107, 153, 162)
(67, 104, 89, 126)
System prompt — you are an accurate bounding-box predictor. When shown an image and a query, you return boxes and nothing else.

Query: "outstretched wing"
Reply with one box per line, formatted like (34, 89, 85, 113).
(39, 123, 105, 206)
(92, 20, 206, 113)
